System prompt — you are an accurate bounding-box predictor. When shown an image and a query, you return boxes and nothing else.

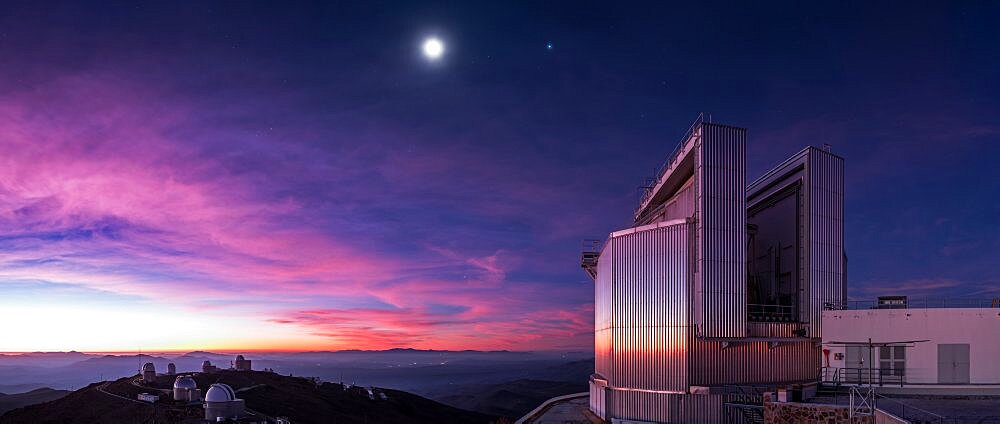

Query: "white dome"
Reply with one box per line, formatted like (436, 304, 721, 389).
(205, 383, 236, 402)
(141, 362, 155, 372)
(173, 376, 197, 390)
(202, 360, 212, 367)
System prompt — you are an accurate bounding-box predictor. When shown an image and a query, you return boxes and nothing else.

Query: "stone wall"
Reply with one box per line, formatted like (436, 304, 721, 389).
(765, 400, 875, 424)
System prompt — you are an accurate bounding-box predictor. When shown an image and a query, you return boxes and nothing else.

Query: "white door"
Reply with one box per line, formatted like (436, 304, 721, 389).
(845, 346, 869, 383)
(937, 344, 971, 384)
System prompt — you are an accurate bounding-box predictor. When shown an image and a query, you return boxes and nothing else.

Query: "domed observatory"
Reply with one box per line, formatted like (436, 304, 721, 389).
(204, 383, 245, 421)
(173, 375, 200, 402)
(141, 362, 156, 383)
(584, 116, 845, 423)
(234, 354, 252, 371)
(166, 363, 176, 375)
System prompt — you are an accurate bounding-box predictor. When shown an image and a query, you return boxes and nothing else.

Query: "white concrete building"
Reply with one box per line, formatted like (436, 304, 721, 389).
(823, 301, 1000, 388)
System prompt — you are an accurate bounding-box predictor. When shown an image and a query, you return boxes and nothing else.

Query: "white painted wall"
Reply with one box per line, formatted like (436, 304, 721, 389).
(822, 308, 1000, 384)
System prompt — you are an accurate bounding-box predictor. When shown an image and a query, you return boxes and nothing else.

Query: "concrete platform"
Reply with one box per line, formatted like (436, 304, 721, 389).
(517, 393, 601, 424)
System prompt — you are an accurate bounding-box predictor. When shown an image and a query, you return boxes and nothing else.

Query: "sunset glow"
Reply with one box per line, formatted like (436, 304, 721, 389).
(2, 2, 998, 355)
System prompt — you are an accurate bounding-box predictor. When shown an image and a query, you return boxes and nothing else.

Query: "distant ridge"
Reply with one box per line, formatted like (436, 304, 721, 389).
(0, 370, 497, 424)
(290, 348, 522, 354)
(0, 388, 70, 415)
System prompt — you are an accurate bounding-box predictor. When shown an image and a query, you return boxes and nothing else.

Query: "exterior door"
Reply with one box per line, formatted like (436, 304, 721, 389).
(845, 346, 868, 383)
(938, 344, 971, 384)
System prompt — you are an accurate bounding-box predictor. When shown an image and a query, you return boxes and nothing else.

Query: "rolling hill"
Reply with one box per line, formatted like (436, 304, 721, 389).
(0, 370, 500, 424)
(0, 389, 70, 415)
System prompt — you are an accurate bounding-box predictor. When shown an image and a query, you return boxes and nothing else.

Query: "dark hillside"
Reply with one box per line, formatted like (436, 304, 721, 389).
(0, 389, 71, 415)
(0, 370, 498, 424)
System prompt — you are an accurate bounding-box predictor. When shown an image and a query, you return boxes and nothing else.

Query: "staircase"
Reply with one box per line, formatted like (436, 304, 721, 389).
(723, 387, 765, 424)
(580, 239, 601, 279)
(817, 367, 851, 402)
(723, 402, 764, 424)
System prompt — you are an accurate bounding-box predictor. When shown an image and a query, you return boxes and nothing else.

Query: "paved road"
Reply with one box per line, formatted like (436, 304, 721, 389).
(94, 381, 157, 424)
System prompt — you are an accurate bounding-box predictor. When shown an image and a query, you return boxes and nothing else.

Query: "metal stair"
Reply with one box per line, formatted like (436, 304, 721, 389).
(723, 386, 765, 424)
(723, 402, 764, 424)
(580, 239, 601, 279)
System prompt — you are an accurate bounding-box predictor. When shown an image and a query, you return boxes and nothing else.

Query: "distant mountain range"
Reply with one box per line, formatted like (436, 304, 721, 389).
(435, 359, 592, 418)
(0, 389, 70, 415)
(0, 370, 499, 424)
(0, 348, 593, 420)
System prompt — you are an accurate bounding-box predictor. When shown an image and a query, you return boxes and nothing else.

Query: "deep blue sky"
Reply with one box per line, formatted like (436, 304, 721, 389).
(0, 1, 997, 351)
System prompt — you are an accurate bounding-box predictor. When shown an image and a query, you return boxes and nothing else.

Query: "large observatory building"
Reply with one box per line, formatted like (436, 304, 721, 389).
(583, 116, 845, 423)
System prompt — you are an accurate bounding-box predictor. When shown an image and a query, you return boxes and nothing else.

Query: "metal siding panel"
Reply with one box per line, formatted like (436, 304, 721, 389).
(595, 237, 615, 379)
(696, 123, 747, 338)
(691, 339, 820, 386)
(589, 379, 607, 419)
(609, 222, 691, 392)
(807, 149, 845, 338)
(605, 392, 735, 424)
(594, 123, 848, 422)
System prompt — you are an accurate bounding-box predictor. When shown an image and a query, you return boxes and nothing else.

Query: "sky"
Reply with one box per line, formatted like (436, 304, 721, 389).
(0, 1, 998, 352)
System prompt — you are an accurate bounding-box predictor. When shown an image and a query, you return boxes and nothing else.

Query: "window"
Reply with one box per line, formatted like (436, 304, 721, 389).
(879, 346, 905, 376)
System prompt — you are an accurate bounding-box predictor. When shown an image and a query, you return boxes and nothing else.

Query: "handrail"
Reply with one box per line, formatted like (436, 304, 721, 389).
(819, 366, 905, 387)
(635, 113, 704, 214)
(874, 394, 947, 423)
(825, 298, 1000, 310)
(515, 392, 588, 424)
(747, 303, 796, 321)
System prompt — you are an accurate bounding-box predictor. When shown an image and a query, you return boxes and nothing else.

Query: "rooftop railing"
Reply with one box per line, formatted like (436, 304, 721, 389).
(635, 113, 704, 214)
(747, 303, 796, 322)
(825, 298, 1000, 310)
(875, 394, 950, 424)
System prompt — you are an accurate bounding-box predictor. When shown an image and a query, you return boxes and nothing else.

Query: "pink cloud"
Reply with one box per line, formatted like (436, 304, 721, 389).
(0, 73, 595, 351)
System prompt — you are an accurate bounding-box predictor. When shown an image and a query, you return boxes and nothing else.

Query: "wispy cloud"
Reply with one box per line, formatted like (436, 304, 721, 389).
(0, 72, 595, 351)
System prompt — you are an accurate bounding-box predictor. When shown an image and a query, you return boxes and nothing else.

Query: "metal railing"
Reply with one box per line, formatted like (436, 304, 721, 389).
(747, 303, 796, 321)
(581, 239, 602, 254)
(849, 385, 874, 417)
(635, 113, 704, 213)
(820, 367, 905, 387)
(874, 394, 949, 424)
(825, 298, 1000, 310)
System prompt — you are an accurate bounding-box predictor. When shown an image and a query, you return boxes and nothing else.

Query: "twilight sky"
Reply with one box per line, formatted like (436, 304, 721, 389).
(0, 2, 998, 352)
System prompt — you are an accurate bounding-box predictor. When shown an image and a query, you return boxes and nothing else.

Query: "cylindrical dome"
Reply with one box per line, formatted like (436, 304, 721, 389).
(142, 362, 155, 372)
(205, 383, 236, 402)
(173, 375, 197, 390)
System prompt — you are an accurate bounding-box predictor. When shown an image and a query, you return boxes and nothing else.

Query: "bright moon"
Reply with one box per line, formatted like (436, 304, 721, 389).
(422, 37, 444, 60)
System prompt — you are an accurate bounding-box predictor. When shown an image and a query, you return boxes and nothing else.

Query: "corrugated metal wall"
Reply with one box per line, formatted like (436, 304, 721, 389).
(690, 339, 820, 385)
(662, 178, 695, 222)
(642, 177, 697, 225)
(608, 389, 682, 423)
(606, 391, 753, 424)
(746, 322, 800, 338)
(806, 148, 845, 338)
(594, 236, 614, 380)
(696, 123, 747, 338)
(589, 379, 607, 420)
(608, 221, 692, 392)
(589, 120, 843, 423)
(744, 146, 846, 339)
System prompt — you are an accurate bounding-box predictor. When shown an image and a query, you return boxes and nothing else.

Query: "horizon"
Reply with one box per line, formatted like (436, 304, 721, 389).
(1, 1, 998, 353)
(0, 347, 582, 355)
